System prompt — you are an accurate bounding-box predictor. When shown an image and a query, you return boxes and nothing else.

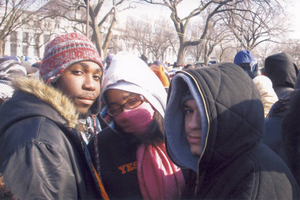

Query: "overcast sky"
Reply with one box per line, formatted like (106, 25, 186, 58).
(285, 0, 300, 39)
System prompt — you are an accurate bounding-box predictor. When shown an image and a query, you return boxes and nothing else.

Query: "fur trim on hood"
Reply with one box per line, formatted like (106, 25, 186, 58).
(12, 77, 78, 129)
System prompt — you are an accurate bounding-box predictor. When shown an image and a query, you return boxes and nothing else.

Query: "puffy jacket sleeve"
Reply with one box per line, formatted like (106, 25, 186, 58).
(0, 117, 79, 200)
(253, 75, 278, 118)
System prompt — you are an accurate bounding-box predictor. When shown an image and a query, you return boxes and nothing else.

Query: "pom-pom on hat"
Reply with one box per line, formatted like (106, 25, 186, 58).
(40, 32, 104, 85)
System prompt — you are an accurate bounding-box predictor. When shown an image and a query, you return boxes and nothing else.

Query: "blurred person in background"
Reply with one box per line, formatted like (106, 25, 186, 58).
(0, 58, 27, 106)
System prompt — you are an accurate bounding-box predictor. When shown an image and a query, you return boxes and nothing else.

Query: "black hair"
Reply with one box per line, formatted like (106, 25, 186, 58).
(140, 111, 164, 145)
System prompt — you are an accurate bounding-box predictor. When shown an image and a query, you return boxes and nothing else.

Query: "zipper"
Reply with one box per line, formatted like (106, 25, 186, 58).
(179, 70, 211, 195)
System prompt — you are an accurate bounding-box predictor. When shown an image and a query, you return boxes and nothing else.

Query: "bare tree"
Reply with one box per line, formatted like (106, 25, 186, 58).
(0, 0, 46, 55)
(141, 0, 284, 65)
(121, 16, 151, 57)
(186, 22, 204, 62)
(221, 1, 289, 51)
(119, 16, 177, 62)
(215, 44, 236, 63)
(187, 17, 233, 65)
(23, 18, 61, 58)
(148, 18, 177, 61)
(41, 0, 129, 58)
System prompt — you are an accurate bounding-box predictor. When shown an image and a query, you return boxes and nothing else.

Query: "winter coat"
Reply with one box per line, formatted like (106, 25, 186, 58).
(263, 71, 300, 166)
(0, 77, 105, 200)
(92, 53, 183, 199)
(264, 52, 298, 99)
(165, 63, 300, 199)
(252, 75, 278, 118)
(89, 127, 143, 199)
(262, 92, 293, 164)
(282, 89, 300, 186)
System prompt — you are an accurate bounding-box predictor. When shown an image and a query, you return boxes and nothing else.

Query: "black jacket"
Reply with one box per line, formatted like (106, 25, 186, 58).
(89, 127, 143, 200)
(262, 92, 293, 164)
(263, 69, 300, 164)
(264, 52, 298, 99)
(0, 77, 103, 200)
(165, 63, 300, 199)
(282, 89, 300, 186)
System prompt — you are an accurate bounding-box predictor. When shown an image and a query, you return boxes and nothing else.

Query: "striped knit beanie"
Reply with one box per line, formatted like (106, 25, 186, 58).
(0, 59, 27, 100)
(40, 32, 104, 85)
(0, 59, 27, 80)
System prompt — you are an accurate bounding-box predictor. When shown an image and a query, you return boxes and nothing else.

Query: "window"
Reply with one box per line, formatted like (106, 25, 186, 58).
(23, 32, 29, 43)
(10, 44, 17, 56)
(22, 44, 28, 56)
(34, 46, 38, 57)
(10, 31, 17, 42)
(34, 34, 39, 44)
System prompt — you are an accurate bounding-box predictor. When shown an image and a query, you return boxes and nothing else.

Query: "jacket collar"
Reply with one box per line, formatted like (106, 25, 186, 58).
(12, 77, 78, 129)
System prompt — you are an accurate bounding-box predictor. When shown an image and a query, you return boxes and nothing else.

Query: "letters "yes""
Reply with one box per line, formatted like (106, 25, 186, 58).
(118, 161, 137, 174)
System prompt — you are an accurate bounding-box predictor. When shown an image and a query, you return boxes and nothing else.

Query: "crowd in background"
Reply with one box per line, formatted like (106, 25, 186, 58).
(0, 32, 300, 199)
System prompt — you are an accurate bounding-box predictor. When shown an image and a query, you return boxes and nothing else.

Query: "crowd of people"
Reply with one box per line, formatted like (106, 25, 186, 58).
(0, 32, 300, 200)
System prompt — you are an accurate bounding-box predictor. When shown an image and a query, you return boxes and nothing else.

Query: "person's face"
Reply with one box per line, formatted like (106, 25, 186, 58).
(184, 99, 202, 156)
(56, 61, 102, 115)
(104, 89, 144, 131)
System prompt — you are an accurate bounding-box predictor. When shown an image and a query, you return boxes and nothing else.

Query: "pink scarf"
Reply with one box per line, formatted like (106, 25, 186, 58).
(137, 143, 185, 200)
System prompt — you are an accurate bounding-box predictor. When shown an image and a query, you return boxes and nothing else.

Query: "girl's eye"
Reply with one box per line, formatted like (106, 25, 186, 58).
(128, 98, 139, 104)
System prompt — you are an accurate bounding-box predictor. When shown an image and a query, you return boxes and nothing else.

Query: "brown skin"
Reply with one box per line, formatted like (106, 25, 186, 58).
(56, 61, 102, 115)
(184, 99, 202, 156)
(104, 89, 138, 132)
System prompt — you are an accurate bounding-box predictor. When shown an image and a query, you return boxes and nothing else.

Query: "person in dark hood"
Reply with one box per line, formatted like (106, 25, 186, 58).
(0, 33, 108, 199)
(279, 72, 300, 186)
(282, 85, 300, 186)
(164, 63, 300, 199)
(264, 52, 299, 99)
(263, 53, 300, 166)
